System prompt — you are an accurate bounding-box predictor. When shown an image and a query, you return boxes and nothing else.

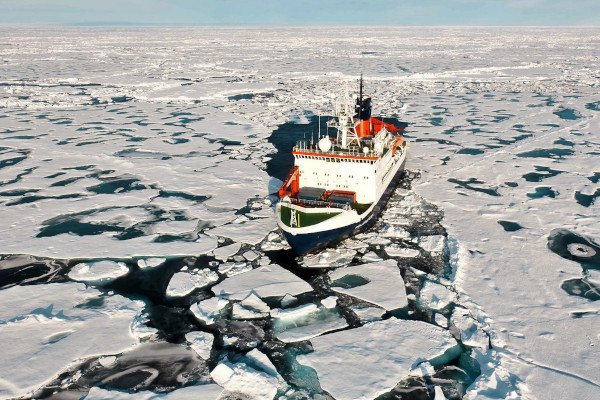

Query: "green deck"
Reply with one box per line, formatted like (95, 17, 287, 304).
(280, 204, 341, 228)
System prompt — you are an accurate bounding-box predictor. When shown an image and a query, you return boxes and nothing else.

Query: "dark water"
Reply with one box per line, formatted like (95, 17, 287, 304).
(574, 189, 600, 207)
(497, 221, 524, 232)
(526, 187, 557, 199)
(547, 229, 600, 302)
(447, 178, 500, 197)
(522, 166, 564, 182)
(553, 108, 580, 120)
(547, 229, 600, 269)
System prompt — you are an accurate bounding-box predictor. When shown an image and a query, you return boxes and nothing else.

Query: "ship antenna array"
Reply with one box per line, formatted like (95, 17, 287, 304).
(318, 114, 321, 138)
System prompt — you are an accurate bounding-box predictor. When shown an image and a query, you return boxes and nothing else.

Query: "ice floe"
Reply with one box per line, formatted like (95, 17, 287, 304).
(329, 260, 408, 311)
(137, 258, 166, 269)
(0, 282, 145, 398)
(165, 268, 219, 298)
(210, 349, 283, 400)
(211, 264, 312, 300)
(418, 280, 455, 311)
(85, 383, 223, 400)
(301, 248, 357, 268)
(232, 291, 271, 320)
(189, 297, 228, 326)
(297, 318, 459, 400)
(451, 307, 489, 348)
(68, 260, 129, 283)
(185, 331, 214, 360)
(271, 303, 348, 343)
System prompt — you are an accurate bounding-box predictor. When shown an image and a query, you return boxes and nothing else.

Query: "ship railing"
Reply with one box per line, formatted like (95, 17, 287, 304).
(291, 198, 351, 211)
(293, 145, 376, 158)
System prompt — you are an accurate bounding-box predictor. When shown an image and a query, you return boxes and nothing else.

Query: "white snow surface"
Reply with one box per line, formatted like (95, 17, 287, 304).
(166, 268, 219, 298)
(329, 259, 408, 311)
(185, 331, 214, 360)
(0, 282, 146, 398)
(68, 260, 129, 283)
(210, 349, 283, 400)
(418, 281, 455, 311)
(211, 264, 312, 300)
(85, 383, 223, 400)
(272, 304, 349, 343)
(297, 318, 459, 400)
(189, 297, 228, 326)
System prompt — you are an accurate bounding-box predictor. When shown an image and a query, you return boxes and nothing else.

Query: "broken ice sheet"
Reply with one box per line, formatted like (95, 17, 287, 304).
(301, 248, 357, 268)
(232, 291, 271, 320)
(137, 257, 166, 269)
(68, 260, 130, 284)
(418, 280, 455, 311)
(185, 331, 214, 360)
(85, 383, 223, 400)
(451, 307, 489, 348)
(189, 297, 228, 326)
(213, 242, 241, 261)
(210, 349, 284, 400)
(165, 268, 219, 298)
(0, 282, 146, 398)
(271, 303, 348, 343)
(211, 264, 312, 300)
(329, 259, 408, 311)
(297, 318, 460, 400)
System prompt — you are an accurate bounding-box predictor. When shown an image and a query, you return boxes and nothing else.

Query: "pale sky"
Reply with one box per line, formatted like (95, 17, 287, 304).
(0, 0, 598, 26)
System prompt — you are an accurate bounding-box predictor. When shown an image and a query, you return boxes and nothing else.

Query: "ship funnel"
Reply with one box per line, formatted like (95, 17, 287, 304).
(354, 75, 372, 121)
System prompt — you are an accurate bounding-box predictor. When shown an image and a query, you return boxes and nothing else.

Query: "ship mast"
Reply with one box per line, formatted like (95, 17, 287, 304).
(329, 77, 363, 150)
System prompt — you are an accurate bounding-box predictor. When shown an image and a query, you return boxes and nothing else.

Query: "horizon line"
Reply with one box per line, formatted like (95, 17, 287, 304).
(1, 23, 599, 28)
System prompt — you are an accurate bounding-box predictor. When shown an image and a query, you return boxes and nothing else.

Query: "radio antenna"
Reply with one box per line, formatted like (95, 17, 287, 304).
(358, 73, 363, 120)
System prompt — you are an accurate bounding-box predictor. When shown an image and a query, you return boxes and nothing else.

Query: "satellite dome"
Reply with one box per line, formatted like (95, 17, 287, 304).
(318, 137, 332, 152)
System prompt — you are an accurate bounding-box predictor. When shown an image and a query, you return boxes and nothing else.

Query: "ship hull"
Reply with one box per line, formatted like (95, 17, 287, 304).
(279, 158, 406, 255)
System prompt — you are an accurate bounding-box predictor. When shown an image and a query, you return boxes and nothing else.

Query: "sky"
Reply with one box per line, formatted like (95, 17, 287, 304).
(0, 0, 598, 26)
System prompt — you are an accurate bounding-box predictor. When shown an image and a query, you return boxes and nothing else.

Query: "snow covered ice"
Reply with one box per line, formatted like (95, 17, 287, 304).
(297, 318, 459, 400)
(1, 26, 599, 399)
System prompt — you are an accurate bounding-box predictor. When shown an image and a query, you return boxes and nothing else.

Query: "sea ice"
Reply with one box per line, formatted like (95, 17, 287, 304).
(210, 350, 282, 400)
(350, 305, 386, 323)
(280, 293, 297, 307)
(213, 242, 241, 261)
(84, 383, 223, 400)
(301, 248, 357, 268)
(211, 264, 312, 300)
(136, 258, 166, 269)
(329, 260, 408, 311)
(0, 283, 146, 398)
(271, 303, 348, 343)
(385, 245, 420, 258)
(165, 268, 219, 298)
(232, 292, 270, 319)
(361, 251, 383, 262)
(435, 313, 449, 328)
(320, 296, 338, 309)
(418, 235, 446, 255)
(209, 214, 276, 245)
(451, 307, 489, 348)
(189, 297, 228, 326)
(243, 250, 259, 262)
(185, 331, 214, 360)
(297, 318, 459, 400)
(68, 260, 129, 283)
(418, 280, 455, 311)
